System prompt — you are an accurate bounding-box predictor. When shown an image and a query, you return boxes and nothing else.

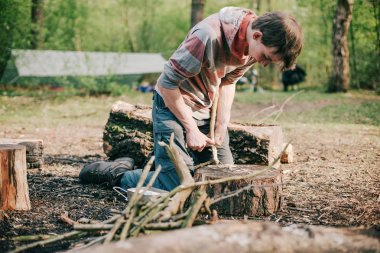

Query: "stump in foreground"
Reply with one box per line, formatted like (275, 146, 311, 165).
(103, 101, 283, 168)
(0, 144, 31, 211)
(194, 165, 282, 216)
(0, 139, 44, 169)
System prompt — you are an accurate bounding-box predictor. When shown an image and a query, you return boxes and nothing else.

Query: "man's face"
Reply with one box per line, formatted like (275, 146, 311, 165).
(247, 31, 282, 67)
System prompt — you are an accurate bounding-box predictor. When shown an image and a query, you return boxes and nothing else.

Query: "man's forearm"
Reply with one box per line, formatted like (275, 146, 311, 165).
(216, 83, 235, 128)
(157, 85, 198, 132)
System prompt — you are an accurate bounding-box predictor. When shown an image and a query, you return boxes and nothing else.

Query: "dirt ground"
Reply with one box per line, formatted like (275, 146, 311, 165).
(0, 95, 379, 252)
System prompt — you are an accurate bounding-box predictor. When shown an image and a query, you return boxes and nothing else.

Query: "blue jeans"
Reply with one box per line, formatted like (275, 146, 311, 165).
(120, 91, 234, 191)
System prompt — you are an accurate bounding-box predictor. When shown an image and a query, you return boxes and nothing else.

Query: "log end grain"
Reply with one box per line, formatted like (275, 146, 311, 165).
(194, 164, 282, 216)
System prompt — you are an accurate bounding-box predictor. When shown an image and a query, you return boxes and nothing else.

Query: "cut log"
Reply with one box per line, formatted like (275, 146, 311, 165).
(194, 165, 282, 216)
(0, 139, 44, 169)
(103, 102, 153, 167)
(0, 144, 31, 211)
(103, 101, 283, 168)
(281, 143, 294, 163)
(72, 222, 380, 253)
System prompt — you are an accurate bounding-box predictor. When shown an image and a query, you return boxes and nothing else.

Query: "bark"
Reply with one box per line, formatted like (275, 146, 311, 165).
(190, 0, 205, 28)
(0, 144, 31, 211)
(328, 0, 354, 92)
(31, 0, 44, 49)
(0, 139, 44, 169)
(103, 101, 283, 168)
(194, 165, 282, 216)
(72, 221, 380, 253)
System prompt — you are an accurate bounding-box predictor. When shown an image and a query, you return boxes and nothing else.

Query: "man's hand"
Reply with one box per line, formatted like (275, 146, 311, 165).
(186, 128, 214, 152)
(214, 124, 228, 147)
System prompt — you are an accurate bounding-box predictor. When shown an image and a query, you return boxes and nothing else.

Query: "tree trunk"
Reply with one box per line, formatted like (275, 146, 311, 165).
(190, 0, 205, 28)
(194, 165, 282, 216)
(328, 0, 354, 92)
(0, 139, 44, 169)
(0, 145, 31, 211)
(0, 0, 15, 78)
(31, 0, 44, 49)
(103, 101, 283, 168)
(72, 222, 380, 253)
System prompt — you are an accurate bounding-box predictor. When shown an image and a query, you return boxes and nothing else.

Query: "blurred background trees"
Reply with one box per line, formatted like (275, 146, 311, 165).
(0, 0, 378, 93)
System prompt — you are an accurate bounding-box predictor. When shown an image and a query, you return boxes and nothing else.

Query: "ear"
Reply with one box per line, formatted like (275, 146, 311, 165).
(252, 30, 263, 41)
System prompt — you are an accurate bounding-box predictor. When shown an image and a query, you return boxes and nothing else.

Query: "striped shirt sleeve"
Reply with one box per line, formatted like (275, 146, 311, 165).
(157, 28, 211, 89)
(220, 59, 255, 86)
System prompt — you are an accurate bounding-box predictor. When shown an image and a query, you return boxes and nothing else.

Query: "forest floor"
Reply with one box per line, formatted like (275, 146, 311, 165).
(0, 90, 379, 252)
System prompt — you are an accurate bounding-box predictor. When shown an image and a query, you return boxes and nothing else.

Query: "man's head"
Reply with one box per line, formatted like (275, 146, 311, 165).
(246, 12, 303, 70)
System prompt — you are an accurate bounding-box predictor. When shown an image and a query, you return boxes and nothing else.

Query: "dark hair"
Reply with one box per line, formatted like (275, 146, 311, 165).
(251, 12, 303, 70)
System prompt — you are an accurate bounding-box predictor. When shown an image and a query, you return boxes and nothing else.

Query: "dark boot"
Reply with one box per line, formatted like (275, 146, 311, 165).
(79, 157, 135, 186)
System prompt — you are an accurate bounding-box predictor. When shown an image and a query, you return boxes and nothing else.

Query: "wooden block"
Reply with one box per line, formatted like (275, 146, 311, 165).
(103, 101, 284, 168)
(194, 164, 282, 216)
(281, 143, 294, 163)
(0, 139, 44, 169)
(0, 144, 31, 211)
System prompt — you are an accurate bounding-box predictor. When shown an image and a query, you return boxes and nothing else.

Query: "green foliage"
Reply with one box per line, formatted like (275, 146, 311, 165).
(349, 0, 379, 91)
(0, 0, 30, 77)
(0, 0, 378, 92)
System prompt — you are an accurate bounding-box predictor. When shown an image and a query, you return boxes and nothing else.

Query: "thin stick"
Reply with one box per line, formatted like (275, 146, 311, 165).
(257, 91, 303, 124)
(273, 90, 303, 122)
(59, 211, 78, 226)
(119, 206, 137, 240)
(74, 224, 114, 231)
(210, 88, 220, 164)
(69, 235, 107, 252)
(9, 231, 85, 253)
(118, 164, 162, 241)
(182, 187, 208, 228)
(118, 156, 156, 240)
(103, 218, 123, 243)
(143, 221, 183, 230)
(193, 161, 213, 170)
(249, 104, 276, 121)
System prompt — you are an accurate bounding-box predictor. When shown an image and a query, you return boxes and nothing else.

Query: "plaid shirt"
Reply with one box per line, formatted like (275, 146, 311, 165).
(157, 7, 256, 119)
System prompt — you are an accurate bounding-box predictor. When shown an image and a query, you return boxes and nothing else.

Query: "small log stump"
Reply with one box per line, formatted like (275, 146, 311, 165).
(281, 143, 294, 163)
(103, 101, 283, 168)
(194, 165, 282, 216)
(0, 144, 31, 211)
(0, 139, 44, 169)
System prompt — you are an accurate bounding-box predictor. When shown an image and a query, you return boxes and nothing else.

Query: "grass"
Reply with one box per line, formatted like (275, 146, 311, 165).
(234, 90, 380, 126)
(0, 88, 379, 130)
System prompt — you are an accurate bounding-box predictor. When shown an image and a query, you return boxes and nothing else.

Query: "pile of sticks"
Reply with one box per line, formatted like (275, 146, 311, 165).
(11, 134, 273, 253)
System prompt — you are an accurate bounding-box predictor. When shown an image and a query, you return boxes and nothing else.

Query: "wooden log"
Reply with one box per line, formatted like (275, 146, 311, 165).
(72, 222, 380, 253)
(0, 139, 44, 169)
(194, 165, 282, 216)
(0, 144, 31, 211)
(281, 143, 294, 163)
(103, 101, 283, 168)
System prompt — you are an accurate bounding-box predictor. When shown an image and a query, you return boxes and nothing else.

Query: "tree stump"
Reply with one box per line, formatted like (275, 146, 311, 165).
(0, 144, 31, 211)
(103, 101, 283, 168)
(0, 139, 44, 169)
(194, 165, 282, 216)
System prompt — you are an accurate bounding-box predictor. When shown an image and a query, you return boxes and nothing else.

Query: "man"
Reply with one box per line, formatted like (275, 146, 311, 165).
(80, 7, 303, 191)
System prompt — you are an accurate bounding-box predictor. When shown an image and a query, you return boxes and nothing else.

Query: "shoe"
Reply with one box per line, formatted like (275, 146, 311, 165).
(79, 157, 135, 186)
